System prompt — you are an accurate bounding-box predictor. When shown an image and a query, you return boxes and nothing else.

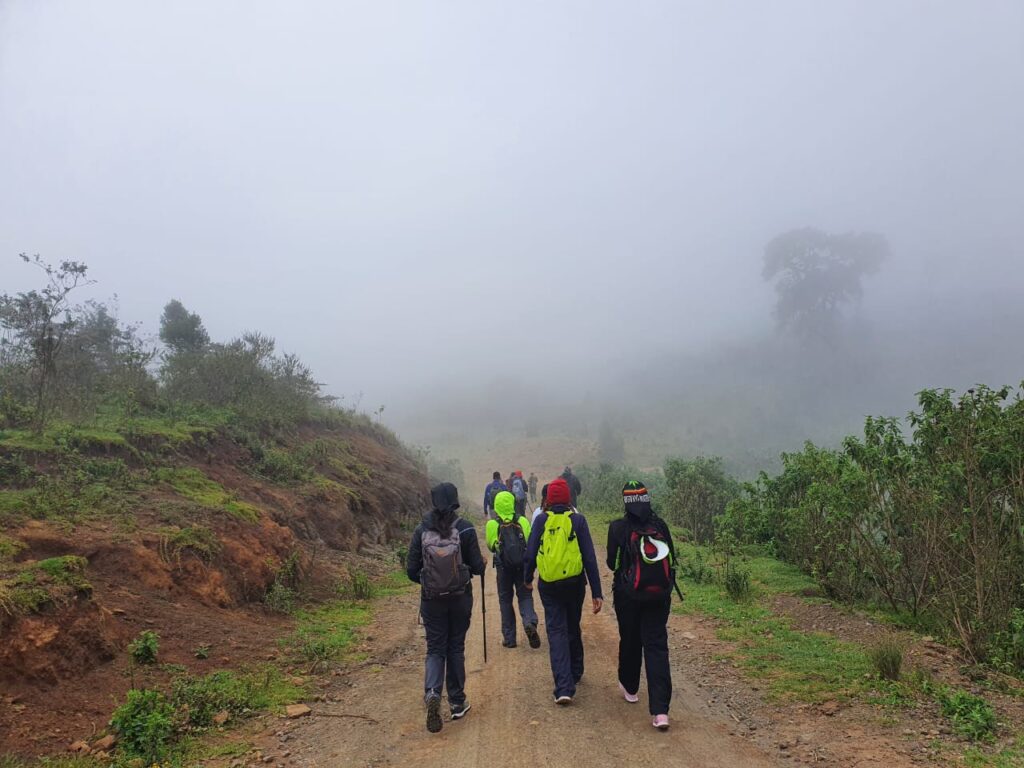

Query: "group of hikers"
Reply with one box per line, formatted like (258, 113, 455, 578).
(406, 466, 679, 735)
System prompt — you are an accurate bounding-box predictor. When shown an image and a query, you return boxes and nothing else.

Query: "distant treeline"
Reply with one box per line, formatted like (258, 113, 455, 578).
(0, 256, 394, 443)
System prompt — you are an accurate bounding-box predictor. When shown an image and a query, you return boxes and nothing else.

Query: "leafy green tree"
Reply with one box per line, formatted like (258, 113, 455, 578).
(0, 255, 92, 431)
(663, 456, 740, 544)
(159, 299, 209, 355)
(762, 227, 888, 341)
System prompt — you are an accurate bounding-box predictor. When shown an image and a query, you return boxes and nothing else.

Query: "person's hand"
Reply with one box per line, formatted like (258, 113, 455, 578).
(592, 597, 603, 614)
(523, 581, 533, 592)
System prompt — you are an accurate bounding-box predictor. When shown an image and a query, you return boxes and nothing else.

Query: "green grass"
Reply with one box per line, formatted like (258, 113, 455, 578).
(286, 600, 372, 669)
(1, 555, 92, 617)
(965, 738, 1024, 767)
(154, 468, 260, 522)
(674, 543, 891, 702)
(171, 667, 302, 727)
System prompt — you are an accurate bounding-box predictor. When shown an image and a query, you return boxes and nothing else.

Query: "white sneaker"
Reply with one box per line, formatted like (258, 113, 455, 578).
(555, 695, 573, 706)
(618, 682, 639, 704)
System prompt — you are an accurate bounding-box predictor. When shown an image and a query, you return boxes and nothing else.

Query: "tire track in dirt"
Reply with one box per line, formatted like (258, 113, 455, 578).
(263, 536, 783, 768)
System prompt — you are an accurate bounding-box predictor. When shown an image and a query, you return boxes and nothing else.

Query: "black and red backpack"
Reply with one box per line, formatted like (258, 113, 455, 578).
(620, 519, 678, 601)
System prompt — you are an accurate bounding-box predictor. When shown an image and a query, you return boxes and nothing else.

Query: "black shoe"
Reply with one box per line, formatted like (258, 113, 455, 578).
(502, 640, 517, 648)
(426, 696, 443, 733)
(525, 623, 541, 649)
(450, 701, 471, 720)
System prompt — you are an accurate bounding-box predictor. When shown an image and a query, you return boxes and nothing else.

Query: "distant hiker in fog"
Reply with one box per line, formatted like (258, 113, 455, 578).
(483, 471, 505, 520)
(561, 466, 582, 508)
(406, 482, 487, 733)
(524, 477, 603, 705)
(528, 472, 538, 503)
(510, 470, 528, 516)
(485, 490, 541, 649)
(531, 483, 549, 524)
(607, 481, 679, 731)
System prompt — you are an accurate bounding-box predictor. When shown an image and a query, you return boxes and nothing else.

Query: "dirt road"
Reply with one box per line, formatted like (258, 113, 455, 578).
(259, 539, 783, 768)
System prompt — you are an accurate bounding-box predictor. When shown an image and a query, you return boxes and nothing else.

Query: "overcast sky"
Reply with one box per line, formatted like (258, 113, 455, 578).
(1, 1, 1022, 423)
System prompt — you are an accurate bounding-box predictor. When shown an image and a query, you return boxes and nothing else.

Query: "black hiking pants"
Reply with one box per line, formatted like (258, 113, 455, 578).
(421, 589, 473, 705)
(538, 576, 586, 698)
(496, 563, 538, 645)
(613, 590, 672, 715)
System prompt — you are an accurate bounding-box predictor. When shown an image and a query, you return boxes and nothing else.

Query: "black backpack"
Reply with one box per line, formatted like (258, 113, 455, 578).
(496, 515, 526, 569)
(620, 520, 674, 601)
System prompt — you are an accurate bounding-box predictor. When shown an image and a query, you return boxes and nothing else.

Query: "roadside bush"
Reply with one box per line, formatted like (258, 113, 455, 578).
(723, 561, 752, 601)
(989, 609, 1024, 676)
(337, 569, 374, 601)
(128, 630, 160, 665)
(682, 548, 712, 584)
(109, 688, 175, 764)
(721, 385, 1024, 663)
(869, 639, 904, 681)
(264, 582, 296, 614)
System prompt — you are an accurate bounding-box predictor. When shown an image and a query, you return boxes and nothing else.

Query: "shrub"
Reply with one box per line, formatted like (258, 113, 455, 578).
(338, 569, 374, 601)
(869, 639, 904, 681)
(723, 561, 752, 601)
(264, 582, 296, 614)
(109, 688, 175, 764)
(940, 689, 997, 741)
(128, 630, 160, 665)
(252, 447, 310, 484)
(682, 549, 712, 584)
(194, 644, 210, 659)
(989, 608, 1024, 676)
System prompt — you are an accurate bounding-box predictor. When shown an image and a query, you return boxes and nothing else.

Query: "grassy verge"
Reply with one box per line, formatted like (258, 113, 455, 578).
(674, 542, 1006, 745)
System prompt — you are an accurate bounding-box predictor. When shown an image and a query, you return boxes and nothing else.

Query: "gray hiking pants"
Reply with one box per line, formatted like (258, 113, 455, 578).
(496, 563, 538, 644)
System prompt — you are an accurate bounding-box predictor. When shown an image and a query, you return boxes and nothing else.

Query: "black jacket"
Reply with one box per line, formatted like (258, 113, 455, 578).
(606, 512, 675, 592)
(406, 511, 487, 593)
(561, 471, 582, 506)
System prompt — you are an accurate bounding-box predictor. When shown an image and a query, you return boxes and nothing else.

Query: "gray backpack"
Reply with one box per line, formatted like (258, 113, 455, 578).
(421, 525, 469, 599)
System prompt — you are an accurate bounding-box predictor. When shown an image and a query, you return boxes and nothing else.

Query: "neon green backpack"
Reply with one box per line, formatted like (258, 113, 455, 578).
(537, 511, 583, 583)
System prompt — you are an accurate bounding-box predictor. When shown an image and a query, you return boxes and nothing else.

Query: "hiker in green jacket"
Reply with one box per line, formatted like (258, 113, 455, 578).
(485, 491, 541, 649)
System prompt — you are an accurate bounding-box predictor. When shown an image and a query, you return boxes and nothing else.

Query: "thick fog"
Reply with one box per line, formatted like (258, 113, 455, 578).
(2, 1, 1022, 470)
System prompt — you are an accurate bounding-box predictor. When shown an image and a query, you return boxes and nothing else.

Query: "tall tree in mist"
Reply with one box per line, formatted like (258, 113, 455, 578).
(762, 228, 888, 341)
(598, 419, 626, 466)
(159, 299, 209, 354)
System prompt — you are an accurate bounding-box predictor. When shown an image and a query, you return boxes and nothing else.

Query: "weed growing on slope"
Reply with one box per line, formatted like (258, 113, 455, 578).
(128, 630, 160, 665)
(154, 468, 260, 522)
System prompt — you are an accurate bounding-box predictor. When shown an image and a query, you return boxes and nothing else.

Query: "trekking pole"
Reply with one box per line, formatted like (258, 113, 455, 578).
(480, 574, 488, 663)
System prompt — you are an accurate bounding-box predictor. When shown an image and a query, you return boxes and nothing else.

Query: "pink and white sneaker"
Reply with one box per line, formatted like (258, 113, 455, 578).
(618, 682, 639, 704)
(652, 714, 670, 730)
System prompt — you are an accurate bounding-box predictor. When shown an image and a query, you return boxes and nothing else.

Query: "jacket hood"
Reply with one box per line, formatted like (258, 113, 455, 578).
(493, 490, 516, 521)
(427, 482, 460, 532)
(431, 482, 460, 513)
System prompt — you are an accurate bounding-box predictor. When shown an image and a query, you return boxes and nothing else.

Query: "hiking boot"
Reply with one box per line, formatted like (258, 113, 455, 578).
(554, 694, 573, 706)
(618, 682, 639, 704)
(450, 701, 471, 720)
(425, 696, 443, 733)
(502, 639, 517, 648)
(524, 623, 541, 649)
(652, 714, 670, 731)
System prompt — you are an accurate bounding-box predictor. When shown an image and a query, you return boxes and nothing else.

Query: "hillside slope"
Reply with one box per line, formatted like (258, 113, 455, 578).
(0, 414, 427, 755)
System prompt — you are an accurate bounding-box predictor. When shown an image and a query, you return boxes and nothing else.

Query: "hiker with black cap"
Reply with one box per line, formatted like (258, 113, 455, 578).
(606, 481, 679, 731)
(524, 476, 603, 705)
(406, 482, 487, 733)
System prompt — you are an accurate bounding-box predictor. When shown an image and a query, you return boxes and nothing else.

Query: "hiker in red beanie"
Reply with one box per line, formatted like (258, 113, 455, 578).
(523, 476, 603, 704)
